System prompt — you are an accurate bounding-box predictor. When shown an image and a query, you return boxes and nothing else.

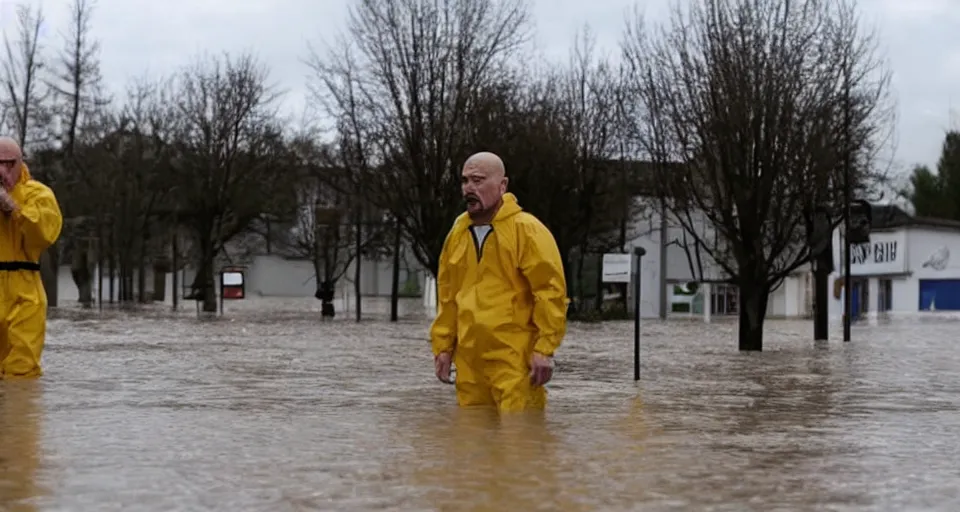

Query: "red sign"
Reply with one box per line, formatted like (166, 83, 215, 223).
(222, 286, 244, 299)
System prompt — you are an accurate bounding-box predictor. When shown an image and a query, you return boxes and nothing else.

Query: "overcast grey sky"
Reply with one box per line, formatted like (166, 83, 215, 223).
(3, 0, 957, 175)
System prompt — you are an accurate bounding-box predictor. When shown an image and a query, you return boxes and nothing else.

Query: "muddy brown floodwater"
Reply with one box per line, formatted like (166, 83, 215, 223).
(1, 298, 959, 511)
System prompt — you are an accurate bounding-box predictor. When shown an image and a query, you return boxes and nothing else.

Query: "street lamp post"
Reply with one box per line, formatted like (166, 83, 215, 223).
(633, 246, 646, 381)
(844, 200, 874, 340)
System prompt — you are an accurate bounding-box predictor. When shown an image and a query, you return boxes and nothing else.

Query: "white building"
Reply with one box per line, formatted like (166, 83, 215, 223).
(612, 202, 807, 320)
(827, 208, 960, 319)
(624, 203, 960, 322)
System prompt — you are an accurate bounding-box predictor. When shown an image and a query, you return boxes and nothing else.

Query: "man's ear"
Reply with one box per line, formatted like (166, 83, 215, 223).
(501, 176, 509, 192)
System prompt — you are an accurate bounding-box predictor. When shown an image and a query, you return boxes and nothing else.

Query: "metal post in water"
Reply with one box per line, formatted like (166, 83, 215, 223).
(633, 246, 646, 381)
(171, 230, 179, 311)
(842, 54, 853, 342)
(806, 206, 832, 341)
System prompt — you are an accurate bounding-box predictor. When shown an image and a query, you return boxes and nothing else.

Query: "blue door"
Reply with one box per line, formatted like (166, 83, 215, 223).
(919, 280, 960, 311)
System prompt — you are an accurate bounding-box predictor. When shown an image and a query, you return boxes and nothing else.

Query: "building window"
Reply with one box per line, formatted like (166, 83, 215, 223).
(670, 282, 699, 313)
(711, 283, 739, 315)
(849, 279, 870, 319)
(878, 279, 893, 312)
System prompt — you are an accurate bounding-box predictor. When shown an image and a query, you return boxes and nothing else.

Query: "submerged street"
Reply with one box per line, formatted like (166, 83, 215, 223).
(2, 299, 958, 511)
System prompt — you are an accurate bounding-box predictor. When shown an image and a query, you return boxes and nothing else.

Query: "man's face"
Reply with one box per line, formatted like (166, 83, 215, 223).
(461, 162, 506, 218)
(0, 145, 21, 190)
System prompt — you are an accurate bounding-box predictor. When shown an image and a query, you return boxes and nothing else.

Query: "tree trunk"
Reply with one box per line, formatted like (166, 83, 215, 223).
(171, 232, 179, 311)
(97, 228, 104, 310)
(354, 212, 362, 322)
(118, 260, 127, 303)
(108, 249, 116, 304)
(389, 226, 401, 322)
(71, 240, 94, 308)
(202, 264, 217, 312)
(575, 247, 588, 309)
(199, 249, 217, 313)
(813, 269, 829, 340)
(594, 253, 604, 312)
(122, 254, 135, 304)
(40, 247, 58, 308)
(138, 229, 149, 303)
(658, 200, 668, 319)
(738, 281, 770, 351)
(138, 259, 148, 303)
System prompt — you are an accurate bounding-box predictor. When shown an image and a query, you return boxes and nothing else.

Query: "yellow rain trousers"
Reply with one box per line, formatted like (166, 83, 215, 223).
(0, 164, 63, 379)
(431, 193, 568, 412)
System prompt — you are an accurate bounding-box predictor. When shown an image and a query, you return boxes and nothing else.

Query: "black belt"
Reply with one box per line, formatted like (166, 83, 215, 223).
(0, 261, 41, 271)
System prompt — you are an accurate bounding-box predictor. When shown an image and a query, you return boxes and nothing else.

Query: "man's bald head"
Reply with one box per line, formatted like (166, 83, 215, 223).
(0, 136, 24, 190)
(463, 151, 505, 178)
(461, 151, 508, 222)
(0, 137, 21, 157)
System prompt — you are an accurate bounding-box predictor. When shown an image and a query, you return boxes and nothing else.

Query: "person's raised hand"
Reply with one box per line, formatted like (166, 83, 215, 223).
(529, 352, 554, 387)
(0, 188, 17, 213)
(435, 352, 453, 384)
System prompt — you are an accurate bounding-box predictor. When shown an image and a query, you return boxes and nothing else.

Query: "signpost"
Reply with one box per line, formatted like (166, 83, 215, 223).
(219, 267, 246, 315)
(601, 253, 632, 283)
(602, 249, 647, 380)
(843, 200, 873, 341)
(632, 247, 646, 381)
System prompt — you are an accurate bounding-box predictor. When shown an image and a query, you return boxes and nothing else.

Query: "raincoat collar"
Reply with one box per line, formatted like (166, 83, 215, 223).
(492, 193, 522, 222)
(6, 162, 32, 191)
(454, 193, 522, 231)
(18, 163, 32, 184)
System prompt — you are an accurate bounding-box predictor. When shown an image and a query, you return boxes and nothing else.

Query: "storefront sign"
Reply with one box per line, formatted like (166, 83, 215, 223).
(602, 253, 632, 283)
(844, 230, 906, 276)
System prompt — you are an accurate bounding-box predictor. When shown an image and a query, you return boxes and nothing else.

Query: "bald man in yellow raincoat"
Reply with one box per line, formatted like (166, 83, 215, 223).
(0, 137, 63, 379)
(431, 152, 568, 412)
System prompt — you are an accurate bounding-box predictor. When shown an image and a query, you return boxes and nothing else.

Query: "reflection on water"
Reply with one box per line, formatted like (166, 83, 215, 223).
(391, 408, 571, 511)
(0, 381, 44, 512)
(8, 299, 958, 510)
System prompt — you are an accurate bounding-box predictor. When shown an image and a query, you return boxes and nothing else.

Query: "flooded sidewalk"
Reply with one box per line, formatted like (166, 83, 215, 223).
(3, 299, 960, 511)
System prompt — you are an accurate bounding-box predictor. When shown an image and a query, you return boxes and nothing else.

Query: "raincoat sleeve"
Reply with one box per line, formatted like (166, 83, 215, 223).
(518, 218, 568, 357)
(13, 182, 63, 252)
(430, 228, 458, 356)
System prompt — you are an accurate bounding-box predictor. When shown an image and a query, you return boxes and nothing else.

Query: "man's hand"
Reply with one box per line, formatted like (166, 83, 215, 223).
(435, 352, 453, 384)
(529, 352, 554, 387)
(0, 188, 16, 213)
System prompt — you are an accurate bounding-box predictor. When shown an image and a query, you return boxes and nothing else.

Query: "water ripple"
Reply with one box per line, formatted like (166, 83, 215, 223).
(0, 299, 956, 510)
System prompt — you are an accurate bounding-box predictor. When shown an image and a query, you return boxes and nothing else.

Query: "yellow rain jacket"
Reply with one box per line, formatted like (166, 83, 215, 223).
(0, 164, 63, 379)
(431, 193, 568, 412)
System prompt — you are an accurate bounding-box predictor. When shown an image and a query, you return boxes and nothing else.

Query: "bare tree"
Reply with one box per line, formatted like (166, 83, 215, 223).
(1, 2, 49, 150)
(56, 77, 178, 307)
(1, 2, 59, 306)
(460, 50, 647, 315)
(556, 28, 646, 309)
(279, 135, 388, 316)
(170, 53, 290, 312)
(306, 0, 532, 277)
(621, 0, 893, 350)
(50, 0, 110, 156)
(49, 0, 112, 306)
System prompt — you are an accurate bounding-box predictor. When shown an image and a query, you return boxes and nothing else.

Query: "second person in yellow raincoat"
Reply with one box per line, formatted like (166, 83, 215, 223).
(0, 137, 63, 379)
(431, 152, 568, 412)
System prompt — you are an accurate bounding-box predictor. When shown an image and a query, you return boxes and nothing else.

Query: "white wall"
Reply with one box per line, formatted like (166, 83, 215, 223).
(909, 227, 960, 280)
(624, 234, 664, 318)
(245, 255, 316, 297)
(618, 202, 817, 319)
(826, 226, 960, 317)
(53, 250, 430, 308)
